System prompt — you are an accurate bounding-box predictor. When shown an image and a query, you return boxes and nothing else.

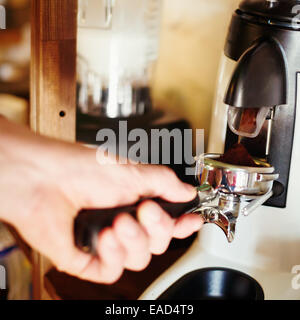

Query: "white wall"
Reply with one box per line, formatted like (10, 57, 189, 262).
(152, 0, 240, 148)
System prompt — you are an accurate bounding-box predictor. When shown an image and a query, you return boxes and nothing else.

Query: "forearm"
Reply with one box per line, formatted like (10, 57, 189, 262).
(0, 117, 93, 223)
(0, 116, 53, 157)
(0, 116, 88, 179)
(0, 117, 48, 223)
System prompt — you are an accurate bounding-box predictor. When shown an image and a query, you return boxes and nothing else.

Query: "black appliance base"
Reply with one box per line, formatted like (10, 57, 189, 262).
(158, 268, 264, 300)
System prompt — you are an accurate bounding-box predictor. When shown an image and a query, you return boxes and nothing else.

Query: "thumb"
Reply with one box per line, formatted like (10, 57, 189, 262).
(131, 164, 197, 203)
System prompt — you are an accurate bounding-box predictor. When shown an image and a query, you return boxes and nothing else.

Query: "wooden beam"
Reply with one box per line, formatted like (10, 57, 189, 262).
(5, 224, 32, 263)
(30, 0, 78, 299)
(31, 0, 77, 141)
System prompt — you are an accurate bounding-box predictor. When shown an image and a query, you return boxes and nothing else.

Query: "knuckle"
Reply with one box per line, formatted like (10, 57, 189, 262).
(56, 256, 79, 275)
(126, 253, 152, 272)
(102, 269, 123, 284)
(151, 242, 170, 256)
(160, 165, 176, 178)
(56, 251, 90, 279)
(56, 260, 69, 273)
(151, 248, 165, 255)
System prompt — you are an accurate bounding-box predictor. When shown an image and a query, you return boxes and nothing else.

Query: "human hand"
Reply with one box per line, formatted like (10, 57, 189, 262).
(0, 118, 203, 284)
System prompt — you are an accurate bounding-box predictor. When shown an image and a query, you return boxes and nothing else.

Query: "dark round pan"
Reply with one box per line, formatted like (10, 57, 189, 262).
(158, 268, 264, 300)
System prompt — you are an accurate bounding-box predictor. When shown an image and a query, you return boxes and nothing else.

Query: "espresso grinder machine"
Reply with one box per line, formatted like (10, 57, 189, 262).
(139, 0, 300, 300)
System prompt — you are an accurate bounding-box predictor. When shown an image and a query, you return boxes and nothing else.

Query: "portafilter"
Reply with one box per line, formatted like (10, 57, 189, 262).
(74, 154, 279, 255)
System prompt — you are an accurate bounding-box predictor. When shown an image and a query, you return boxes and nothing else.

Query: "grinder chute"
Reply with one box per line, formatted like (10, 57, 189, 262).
(225, 38, 288, 138)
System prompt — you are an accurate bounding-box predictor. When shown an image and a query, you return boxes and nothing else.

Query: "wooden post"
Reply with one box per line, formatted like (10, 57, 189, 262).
(30, 0, 78, 299)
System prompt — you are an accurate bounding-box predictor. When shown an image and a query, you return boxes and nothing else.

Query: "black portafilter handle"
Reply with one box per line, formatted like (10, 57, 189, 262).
(74, 195, 201, 255)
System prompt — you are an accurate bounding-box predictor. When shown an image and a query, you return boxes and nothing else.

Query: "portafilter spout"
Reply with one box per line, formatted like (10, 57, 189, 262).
(194, 192, 241, 243)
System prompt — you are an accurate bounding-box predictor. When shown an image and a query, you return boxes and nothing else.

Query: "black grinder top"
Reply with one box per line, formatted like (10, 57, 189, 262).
(238, 0, 300, 28)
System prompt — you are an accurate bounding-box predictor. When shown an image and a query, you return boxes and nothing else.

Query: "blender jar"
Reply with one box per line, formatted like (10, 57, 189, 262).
(77, 0, 162, 118)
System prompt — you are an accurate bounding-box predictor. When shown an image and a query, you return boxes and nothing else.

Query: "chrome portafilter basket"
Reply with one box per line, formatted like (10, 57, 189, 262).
(194, 154, 279, 242)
